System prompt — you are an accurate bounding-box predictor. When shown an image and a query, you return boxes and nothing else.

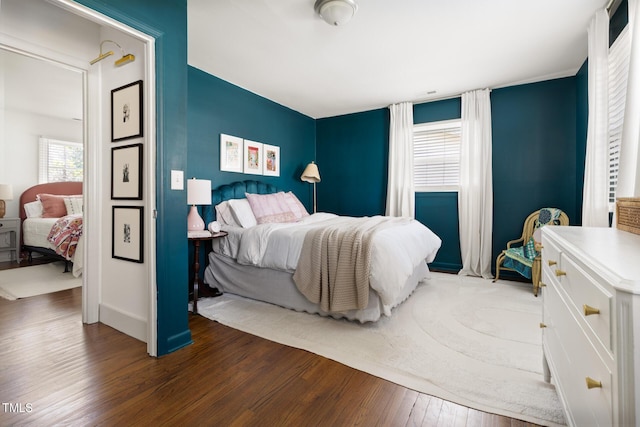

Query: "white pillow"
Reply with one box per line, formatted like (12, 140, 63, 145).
(228, 198, 257, 228)
(24, 200, 44, 218)
(215, 201, 239, 227)
(64, 196, 83, 215)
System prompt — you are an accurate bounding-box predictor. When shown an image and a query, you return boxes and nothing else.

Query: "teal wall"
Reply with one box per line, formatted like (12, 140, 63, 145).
(315, 78, 582, 274)
(491, 78, 578, 274)
(316, 109, 389, 216)
(413, 98, 462, 271)
(187, 67, 316, 282)
(187, 67, 316, 203)
(78, 0, 191, 356)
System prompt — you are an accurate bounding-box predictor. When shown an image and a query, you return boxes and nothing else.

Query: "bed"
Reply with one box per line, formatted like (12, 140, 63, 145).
(202, 180, 442, 322)
(19, 182, 84, 277)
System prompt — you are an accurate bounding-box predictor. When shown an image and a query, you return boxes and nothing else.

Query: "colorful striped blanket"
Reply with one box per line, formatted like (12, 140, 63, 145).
(47, 214, 83, 261)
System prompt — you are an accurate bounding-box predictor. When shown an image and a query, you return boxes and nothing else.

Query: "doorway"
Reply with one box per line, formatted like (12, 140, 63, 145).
(0, 0, 157, 355)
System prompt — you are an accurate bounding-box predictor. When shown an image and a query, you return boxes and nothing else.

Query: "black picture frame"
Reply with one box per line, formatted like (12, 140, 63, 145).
(111, 80, 143, 142)
(112, 206, 144, 263)
(111, 143, 143, 200)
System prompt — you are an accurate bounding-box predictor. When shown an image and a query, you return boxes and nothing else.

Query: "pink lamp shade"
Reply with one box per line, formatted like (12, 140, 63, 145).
(187, 178, 211, 231)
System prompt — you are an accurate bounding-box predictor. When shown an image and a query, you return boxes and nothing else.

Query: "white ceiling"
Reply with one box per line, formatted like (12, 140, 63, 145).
(1, 49, 83, 121)
(188, 0, 607, 119)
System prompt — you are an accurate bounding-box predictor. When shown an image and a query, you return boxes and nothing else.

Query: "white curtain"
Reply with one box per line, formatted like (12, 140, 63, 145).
(385, 102, 415, 218)
(582, 8, 610, 227)
(618, 0, 640, 198)
(458, 89, 493, 279)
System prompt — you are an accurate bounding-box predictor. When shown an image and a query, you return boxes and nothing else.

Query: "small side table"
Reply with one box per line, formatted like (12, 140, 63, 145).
(0, 217, 21, 262)
(189, 231, 227, 314)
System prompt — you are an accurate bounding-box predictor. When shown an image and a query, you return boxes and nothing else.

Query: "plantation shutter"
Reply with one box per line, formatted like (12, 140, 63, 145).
(608, 25, 630, 207)
(38, 137, 83, 183)
(413, 119, 461, 191)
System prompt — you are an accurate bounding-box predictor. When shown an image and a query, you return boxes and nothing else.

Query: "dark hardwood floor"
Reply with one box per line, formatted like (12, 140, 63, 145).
(0, 269, 540, 426)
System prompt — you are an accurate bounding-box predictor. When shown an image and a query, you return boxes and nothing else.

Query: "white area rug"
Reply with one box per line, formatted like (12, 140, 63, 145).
(0, 262, 81, 300)
(196, 272, 565, 426)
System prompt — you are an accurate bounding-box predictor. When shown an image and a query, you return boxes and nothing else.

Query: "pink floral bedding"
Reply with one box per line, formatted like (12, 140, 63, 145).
(47, 214, 83, 260)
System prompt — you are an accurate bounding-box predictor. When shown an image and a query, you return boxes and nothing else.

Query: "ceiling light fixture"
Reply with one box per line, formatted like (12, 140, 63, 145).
(314, 0, 358, 26)
(90, 40, 135, 66)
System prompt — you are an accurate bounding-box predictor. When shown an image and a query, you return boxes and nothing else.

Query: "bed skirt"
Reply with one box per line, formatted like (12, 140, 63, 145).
(203, 252, 429, 323)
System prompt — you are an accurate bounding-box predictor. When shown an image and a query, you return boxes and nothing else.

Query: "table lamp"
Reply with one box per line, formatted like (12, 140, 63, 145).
(187, 178, 211, 231)
(300, 162, 321, 213)
(0, 184, 13, 218)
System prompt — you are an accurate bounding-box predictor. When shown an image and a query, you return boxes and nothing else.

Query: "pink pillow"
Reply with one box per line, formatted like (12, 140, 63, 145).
(37, 194, 68, 218)
(284, 192, 309, 219)
(245, 192, 297, 224)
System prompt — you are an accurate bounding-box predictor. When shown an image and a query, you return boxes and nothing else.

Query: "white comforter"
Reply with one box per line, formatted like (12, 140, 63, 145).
(221, 213, 442, 308)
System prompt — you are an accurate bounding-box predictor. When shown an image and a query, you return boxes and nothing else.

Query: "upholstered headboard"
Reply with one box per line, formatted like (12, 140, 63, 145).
(19, 181, 83, 223)
(203, 180, 279, 224)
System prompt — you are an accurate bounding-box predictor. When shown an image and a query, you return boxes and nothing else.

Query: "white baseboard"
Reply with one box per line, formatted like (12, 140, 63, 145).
(99, 303, 147, 343)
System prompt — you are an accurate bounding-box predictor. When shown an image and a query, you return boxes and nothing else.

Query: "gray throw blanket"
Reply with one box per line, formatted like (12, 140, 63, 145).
(292, 216, 410, 313)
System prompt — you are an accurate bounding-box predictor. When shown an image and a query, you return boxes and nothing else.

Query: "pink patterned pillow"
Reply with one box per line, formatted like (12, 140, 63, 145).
(37, 193, 68, 218)
(245, 192, 297, 224)
(284, 192, 309, 219)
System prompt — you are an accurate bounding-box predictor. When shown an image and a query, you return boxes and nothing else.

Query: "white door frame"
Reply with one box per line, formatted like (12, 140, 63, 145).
(46, 0, 158, 356)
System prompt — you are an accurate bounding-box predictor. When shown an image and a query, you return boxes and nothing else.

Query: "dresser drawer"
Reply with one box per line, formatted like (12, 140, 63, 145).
(556, 255, 613, 352)
(541, 234, 562, 271)
(0, 218, 19, 230)
(543, 279, 613, 427)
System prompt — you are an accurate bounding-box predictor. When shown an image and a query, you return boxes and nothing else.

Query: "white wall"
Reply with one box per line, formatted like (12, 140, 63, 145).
(0, 0, 152, 346)
(0, 0, 87, 260)
(2, 94, 83, 219)
(97, 26, 148, 341)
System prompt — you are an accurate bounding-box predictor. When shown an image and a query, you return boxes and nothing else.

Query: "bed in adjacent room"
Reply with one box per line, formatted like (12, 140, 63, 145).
(18, 182, 84, 277)
(202, 180, 441, 322)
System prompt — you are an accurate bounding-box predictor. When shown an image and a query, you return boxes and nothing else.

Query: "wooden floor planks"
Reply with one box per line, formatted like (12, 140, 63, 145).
(0, 265, 542, 426)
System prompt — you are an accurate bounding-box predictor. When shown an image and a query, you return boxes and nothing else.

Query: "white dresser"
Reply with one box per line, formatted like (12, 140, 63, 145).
(541, 226, 640, 427)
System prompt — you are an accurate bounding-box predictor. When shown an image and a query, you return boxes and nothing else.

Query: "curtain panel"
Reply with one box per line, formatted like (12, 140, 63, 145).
(582, 8, 610, 227)
(458, 89, 493, 279)
(618, 0, 640, 198)
(385, 102, 415, 218)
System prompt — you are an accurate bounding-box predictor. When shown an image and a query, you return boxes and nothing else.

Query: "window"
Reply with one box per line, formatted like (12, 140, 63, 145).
(608, 25, 630, 209)
(38, 137, 83, 183)
(413, 119, 461, 191)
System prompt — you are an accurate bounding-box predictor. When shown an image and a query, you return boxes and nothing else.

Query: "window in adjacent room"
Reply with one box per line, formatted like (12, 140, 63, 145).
(608, 25, 630, 210)
(38, 137, 83, 183)
(413, 119, 461, 192)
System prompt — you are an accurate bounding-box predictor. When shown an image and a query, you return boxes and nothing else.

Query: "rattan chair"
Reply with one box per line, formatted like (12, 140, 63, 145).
(494, 208, 569, 296)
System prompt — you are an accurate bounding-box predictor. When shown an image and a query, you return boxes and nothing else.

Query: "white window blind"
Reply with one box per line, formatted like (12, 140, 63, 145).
(38, 137, 83, 183)
(413, 119, 461, 191)
(608, 25, 630, 208)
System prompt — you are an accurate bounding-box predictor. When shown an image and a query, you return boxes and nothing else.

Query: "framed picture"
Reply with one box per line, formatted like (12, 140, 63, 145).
(243, 140, 263, 175)
(112, 206, 144, 263)
(220, 134, 243, 173)
(111, 144, 143, 200)
(111, 80, 143, 142)
(262, 144, 280, 177)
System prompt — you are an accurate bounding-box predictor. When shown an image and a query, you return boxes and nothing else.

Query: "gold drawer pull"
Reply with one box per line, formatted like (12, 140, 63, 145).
(583, 304, 600, 316)
(539, 323, 547, 328)
(586, 377, 602, 389)
(548, 260, 557, 266)
(555, 269, 566, 277)
(539, 282, 547, 288)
